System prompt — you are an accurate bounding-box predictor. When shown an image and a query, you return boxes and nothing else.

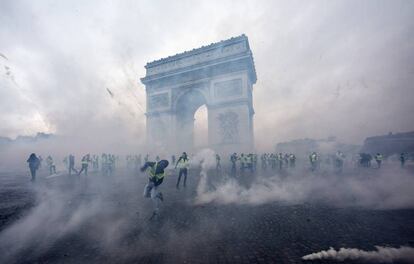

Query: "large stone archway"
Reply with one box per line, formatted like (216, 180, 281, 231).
(141, 35, 257, 154)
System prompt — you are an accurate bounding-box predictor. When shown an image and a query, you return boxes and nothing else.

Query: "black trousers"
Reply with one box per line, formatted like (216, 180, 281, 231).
(78, 164, 88, 175)
(69, 164, 78, 175)
(176, 168, 188, 188)
(49, 165, 56, 175)
(30, 167, 36, 181)
(376, 160, 382, 168)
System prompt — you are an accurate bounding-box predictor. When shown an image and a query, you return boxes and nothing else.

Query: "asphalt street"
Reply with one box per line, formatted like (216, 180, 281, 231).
(0, 165, 413, 264)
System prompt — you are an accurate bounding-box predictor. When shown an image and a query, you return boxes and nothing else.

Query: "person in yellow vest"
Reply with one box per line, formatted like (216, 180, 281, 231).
(141, 159, 169, 219)
(270, 153, 277, 170)
(309, 152, 318, 171)
(277, 153, 284, 170)
(252, 154, 258, 172)
(215, 154, 221, 171)
(246, 153, 254, 172)
(374, 153, 383, 168)
(175, 152, 189, 189)
(289, 154, 296, 168)
(239, 153, 246, 171)
(78, 154, 91, 176)
(46, 155, 56, 175)
(230, 153, 238, 174)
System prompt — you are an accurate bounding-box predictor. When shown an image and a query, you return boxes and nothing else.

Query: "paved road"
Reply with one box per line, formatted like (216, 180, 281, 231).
(0, 165, 413, 264)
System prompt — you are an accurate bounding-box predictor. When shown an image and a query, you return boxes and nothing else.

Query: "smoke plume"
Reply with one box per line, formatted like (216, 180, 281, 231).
(191, 149, 216, 203)
(193, 150, 414, 209)
(302, 246, 414, 263)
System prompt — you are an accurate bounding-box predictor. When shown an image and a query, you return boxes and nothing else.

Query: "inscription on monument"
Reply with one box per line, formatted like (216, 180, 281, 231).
(147, 42, 246, 75)
(214, 79, 243, 98)
(148, 93, 169, 110)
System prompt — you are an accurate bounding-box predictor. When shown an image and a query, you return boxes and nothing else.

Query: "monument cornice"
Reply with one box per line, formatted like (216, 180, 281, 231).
(141, 34, 257, 85)
(145, 34, 249, 68)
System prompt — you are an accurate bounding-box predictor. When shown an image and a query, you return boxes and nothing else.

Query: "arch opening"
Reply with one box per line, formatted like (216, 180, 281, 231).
(194, 105, 208, 149)
(175, 90, 207, 151)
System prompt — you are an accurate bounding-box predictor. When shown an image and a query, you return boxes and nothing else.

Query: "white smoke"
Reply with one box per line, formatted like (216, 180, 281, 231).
(194, 164, 414, 209)
(0, 173, 141, 263)
(190, 149, 218, 204)
(190, 148, 216, 169)
(302, 246, 414, 263)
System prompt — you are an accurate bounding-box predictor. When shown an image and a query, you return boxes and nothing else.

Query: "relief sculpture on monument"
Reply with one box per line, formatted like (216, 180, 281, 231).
(218, 111, 239, 144)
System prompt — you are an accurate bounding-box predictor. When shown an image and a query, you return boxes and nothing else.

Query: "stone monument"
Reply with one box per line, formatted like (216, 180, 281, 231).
(141, 34, 257, 153)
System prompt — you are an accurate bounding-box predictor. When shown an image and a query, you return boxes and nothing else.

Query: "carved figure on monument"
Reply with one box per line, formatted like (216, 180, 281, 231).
(218, 111, 239, 144)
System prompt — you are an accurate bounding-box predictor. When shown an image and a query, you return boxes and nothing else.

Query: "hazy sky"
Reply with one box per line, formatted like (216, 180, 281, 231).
(1, 0, 413, 150)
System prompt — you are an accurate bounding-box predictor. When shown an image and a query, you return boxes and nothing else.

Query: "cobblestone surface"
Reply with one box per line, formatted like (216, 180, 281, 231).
(0, 166, 413, 264)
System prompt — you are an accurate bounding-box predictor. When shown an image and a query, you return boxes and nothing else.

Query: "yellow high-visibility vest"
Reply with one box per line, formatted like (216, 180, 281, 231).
(177, 158, 189, 169)
(149, 163, 165, 181)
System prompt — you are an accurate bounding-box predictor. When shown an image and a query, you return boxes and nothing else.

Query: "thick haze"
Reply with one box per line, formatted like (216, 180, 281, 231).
(1, 0, 414, 151)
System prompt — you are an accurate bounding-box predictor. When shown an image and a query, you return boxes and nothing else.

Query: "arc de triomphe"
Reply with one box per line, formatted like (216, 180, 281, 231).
(141, 34, 257, 153)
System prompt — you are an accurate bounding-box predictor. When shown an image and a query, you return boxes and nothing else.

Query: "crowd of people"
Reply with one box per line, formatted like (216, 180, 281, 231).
(26, 150, 411, 219)
(26, 153, 119, 181)
(26, 150, 411, 181)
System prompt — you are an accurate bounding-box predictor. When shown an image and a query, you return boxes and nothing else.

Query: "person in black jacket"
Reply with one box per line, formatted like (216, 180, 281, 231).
(27, 153, 40, 181)
(141, 159, 169, 219)
(68, 154, 78, 175)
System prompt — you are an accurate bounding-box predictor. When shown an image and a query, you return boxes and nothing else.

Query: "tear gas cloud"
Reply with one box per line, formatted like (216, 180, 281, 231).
(196, 167, 414, 209)
(0, 174, 155, 263)
(194, 149, 414, 210)
(302, 246, 414, 263)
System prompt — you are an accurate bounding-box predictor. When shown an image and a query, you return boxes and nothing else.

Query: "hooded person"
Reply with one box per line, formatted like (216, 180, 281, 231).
(141, 159, 169, 219)
(27, 153, 40, 181)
